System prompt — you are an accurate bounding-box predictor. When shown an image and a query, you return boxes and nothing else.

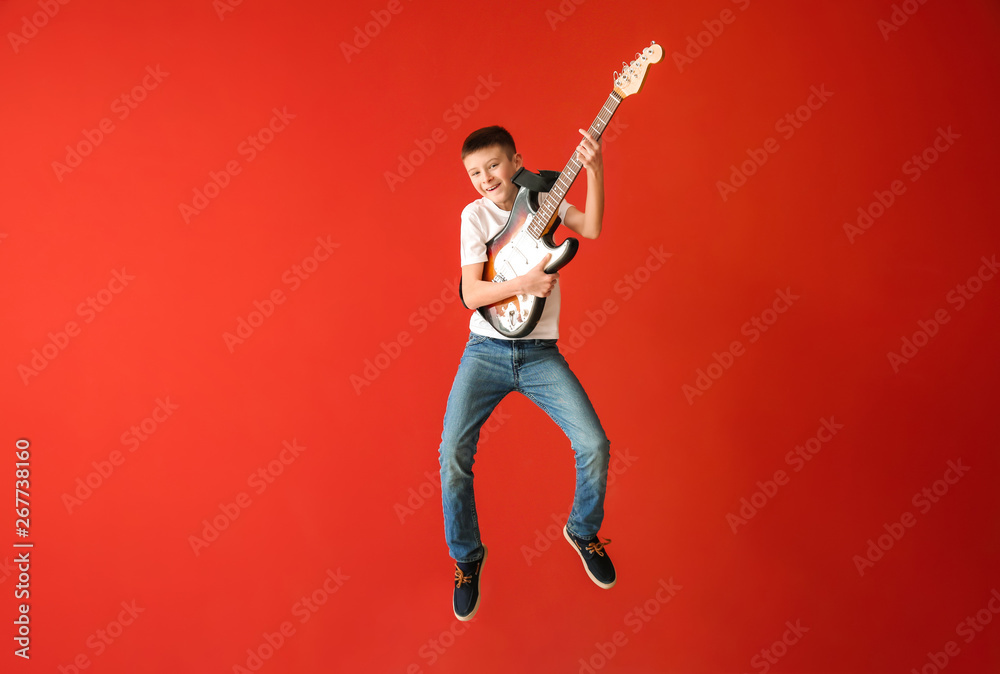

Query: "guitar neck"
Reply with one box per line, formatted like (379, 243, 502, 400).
(529, 91, 623, 236)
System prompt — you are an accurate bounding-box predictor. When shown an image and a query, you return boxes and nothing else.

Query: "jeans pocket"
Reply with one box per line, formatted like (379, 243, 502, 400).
(467, 333, 489, 346)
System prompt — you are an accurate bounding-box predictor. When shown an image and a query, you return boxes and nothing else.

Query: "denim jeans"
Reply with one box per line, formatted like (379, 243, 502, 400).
(438, 333, 611, 563)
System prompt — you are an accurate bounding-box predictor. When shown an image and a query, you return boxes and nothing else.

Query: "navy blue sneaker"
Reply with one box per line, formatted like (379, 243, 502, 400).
(453, 546, 487, 621)
(564, 526, 616, 589)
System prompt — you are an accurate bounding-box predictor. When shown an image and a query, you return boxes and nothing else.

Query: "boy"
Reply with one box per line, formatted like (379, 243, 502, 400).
(439, 125, 614, 622)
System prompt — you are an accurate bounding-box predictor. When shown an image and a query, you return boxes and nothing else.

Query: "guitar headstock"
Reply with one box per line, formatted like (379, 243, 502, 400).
(613, 42, 663, 98)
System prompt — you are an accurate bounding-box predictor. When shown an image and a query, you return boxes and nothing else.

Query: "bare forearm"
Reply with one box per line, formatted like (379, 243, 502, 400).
(582, 167, 605, 239)
(566, 129, 605, 239)
(463, 276, 529, 310)
(462, 256, 556, 309)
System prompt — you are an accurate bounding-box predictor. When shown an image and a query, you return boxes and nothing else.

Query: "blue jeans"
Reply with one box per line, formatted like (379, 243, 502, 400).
(438, 333, 611, 563)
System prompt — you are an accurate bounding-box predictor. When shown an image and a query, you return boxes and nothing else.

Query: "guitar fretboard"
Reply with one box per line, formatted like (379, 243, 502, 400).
(527, 91, 623, 238)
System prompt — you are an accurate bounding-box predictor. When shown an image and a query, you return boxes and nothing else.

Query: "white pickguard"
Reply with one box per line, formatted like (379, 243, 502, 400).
(489, 227, 560, 334)
(491, 230, 547, 333)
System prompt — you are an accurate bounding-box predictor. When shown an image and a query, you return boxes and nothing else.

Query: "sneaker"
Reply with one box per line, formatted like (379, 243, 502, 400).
(453, 546, 487, 621)
(563, 526, 616, 589)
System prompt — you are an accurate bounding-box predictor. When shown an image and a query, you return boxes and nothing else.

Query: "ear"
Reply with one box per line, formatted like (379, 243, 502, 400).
(513, 152, 523, 170)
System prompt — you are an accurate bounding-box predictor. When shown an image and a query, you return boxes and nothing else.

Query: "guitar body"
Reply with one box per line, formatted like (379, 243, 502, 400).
(477, 187, 578, 338)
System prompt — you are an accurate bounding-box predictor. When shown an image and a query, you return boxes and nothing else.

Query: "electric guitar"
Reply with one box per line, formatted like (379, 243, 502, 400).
(472, 42, 662, 338)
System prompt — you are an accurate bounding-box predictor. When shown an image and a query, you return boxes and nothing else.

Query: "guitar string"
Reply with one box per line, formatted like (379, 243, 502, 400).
(497, 93, 622, 303)
(527, 93, 622, 239)
(532, 95, 620, 235)
(522, 47, 645, 242)
(495, 47, 652, 326)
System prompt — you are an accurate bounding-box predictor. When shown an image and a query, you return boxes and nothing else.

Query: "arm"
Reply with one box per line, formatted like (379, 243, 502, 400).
(461, 255, 557, 310)
(561, 129, 605, 240)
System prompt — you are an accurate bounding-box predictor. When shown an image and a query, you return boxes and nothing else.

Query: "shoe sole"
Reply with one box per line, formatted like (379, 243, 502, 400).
(564, 525, 616, 589)
(454, 546, 487, 621)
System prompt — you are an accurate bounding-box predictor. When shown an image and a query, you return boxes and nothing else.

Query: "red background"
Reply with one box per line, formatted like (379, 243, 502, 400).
(2, 0, 999, 672)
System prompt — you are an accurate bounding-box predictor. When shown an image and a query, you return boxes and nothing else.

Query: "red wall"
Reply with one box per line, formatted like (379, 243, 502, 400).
(2, 0, 999, 672)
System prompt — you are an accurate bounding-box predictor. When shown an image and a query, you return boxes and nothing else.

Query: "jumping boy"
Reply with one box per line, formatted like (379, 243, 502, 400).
(439, 125, 614, 621)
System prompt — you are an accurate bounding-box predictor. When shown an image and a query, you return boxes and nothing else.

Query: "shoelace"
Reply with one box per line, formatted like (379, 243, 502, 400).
(454, 565, 475, 589)
(584, 538, 611, 557)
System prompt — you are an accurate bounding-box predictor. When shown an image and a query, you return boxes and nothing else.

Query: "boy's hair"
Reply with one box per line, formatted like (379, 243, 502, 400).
(461, 126, 516, 160)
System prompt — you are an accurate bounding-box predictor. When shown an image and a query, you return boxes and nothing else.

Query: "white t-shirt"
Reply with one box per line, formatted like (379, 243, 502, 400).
(460, 195, 572, 340)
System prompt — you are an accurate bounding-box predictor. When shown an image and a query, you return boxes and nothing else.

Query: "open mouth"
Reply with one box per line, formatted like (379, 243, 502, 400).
(485, 184, 499, 193)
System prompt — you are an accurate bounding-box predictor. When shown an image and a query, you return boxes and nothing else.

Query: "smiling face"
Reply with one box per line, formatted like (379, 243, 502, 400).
(462, 145, 523, 211)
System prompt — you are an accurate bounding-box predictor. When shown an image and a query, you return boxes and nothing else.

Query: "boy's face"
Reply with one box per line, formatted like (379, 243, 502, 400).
(462, 145, 523, 211)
